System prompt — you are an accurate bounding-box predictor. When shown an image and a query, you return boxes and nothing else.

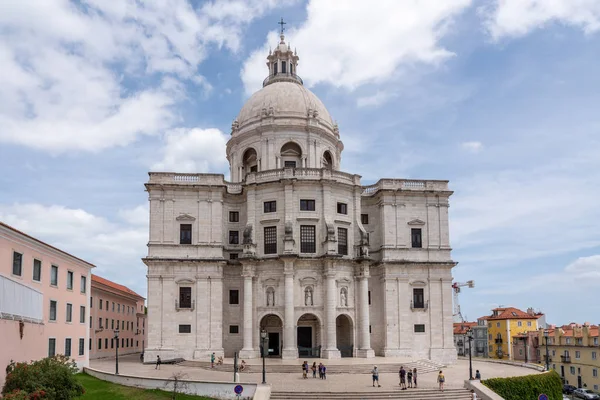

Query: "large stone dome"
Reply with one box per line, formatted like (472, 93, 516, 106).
(235, 81, 334, 131)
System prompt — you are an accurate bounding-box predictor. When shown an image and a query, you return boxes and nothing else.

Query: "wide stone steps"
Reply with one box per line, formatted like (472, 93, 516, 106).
(270, 388, 473, 400)
(177, 359, 444, 375)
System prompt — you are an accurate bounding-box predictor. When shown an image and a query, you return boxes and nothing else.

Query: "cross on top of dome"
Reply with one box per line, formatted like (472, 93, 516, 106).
(263, 18, 302, 87)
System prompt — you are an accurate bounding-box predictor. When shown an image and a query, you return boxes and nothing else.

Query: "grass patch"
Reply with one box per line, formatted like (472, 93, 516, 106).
(75, 373, 216, 400)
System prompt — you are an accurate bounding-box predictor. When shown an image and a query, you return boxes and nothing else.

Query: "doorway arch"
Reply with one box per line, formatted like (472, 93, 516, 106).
(323, 150, 334, 170)
(297, 313, 322, 358)
(242, 148, 258, 179)
(336, 314, 354, 357)
(280, 142, 302, 168)
(259, 314, 283, 357)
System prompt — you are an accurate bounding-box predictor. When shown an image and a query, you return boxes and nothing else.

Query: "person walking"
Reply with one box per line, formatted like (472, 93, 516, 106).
(372, 365, 381, 387)
(437, 370, 445, 391)
(322, 364, 327, 380)
(471, 389, 479, 399)
(311, 362, 317, 378)
(399, 366, 406, 390)
(475, 370, 481, 380)
(140, 352, 144, 363)
(155, 355, 161, 370)
(413, 368, 418, 388)
(211, 352, 215, 368)
(407, 368, 413, 388)
(302, 361, 309, 379)
(318, 363, 324, 379)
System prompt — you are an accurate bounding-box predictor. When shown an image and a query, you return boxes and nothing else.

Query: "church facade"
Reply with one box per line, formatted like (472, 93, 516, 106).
(143, 32, 457, 364)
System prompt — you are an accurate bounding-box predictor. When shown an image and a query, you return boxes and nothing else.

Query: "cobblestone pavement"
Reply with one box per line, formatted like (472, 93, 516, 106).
(90, 354, 540, 393)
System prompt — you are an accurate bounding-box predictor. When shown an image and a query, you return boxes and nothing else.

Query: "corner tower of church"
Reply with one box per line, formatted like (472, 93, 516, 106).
(143, 27, 457, 365)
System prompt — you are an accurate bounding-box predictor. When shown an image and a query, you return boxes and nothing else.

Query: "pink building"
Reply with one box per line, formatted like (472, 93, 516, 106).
(0, 222, 94, 389)
(90, 274, 146, 359)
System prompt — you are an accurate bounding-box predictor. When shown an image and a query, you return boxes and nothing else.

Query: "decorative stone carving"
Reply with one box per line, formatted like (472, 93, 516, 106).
(266, 287, 275, 306)
(175, 213, 196, 221)
(231, 119, 239, 133)
(340, 287, 348, 307)
(359, 230, 370, 257)
(243, 224, 253, 244)
(407, 219, 426, 226)
(326, 223, 336, 241)
(304, 286, 313, 306)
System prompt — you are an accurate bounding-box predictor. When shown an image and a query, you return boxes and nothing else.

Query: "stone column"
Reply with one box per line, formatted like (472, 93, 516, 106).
(282, 259, 297, 358)
(356, 264, 374, 358)
(322, 265, 340, 358)
(239, 265, 257, 358)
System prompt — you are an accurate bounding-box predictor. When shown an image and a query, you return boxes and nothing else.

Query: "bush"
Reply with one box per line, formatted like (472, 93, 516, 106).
(483, 370, 562, 400)
(2, 355, 85, 400)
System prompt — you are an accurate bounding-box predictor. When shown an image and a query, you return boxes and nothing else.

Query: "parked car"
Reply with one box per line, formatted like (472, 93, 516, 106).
(573, 388, 600, 399)
(565, 385, 578, 394)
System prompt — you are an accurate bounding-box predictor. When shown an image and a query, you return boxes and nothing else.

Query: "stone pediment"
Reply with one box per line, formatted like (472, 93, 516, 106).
(300, 276, 317, 287)
(262, 278, 280, 288)
(175, 278, 195, 284)
(336, 277, 352, 286)
(410, 280, 427, 287)
(407, 219, 425, 226)
(176, 213, 196, 221)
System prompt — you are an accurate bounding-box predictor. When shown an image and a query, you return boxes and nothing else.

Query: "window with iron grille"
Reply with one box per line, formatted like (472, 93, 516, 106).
(414, 324, 426, 333)
(337, 228, 348, 255)
(361, 214, 369, 224)
(413, 288, 425, 308)
(264, 226, 277, 254)
(229, 230, 239, 244)
(179, 324, 192, 333)
(300, 199, 315, 211)
(179, 287, 192, 308)
(300, 225, 316, 253)
(229, 325, 239, 334)
(12, 252, 22, 276)
(229, 211, 239, 222)
(264, 201, 277, 213)
(337, 202, 347, 214)
(284, 161, 296, 168)
(229, 253, 238, 260)
(411, 228, 422, 248)
(180, 224, 192, 244)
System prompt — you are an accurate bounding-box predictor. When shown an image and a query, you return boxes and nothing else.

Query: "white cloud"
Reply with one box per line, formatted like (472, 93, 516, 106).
(151, 128, 229, 173)
(461, 141, 483, 153)
(483, 0, 600, 40)
(242, 0, 472, 95)
(356, 91, 394, 108)
(0, 0, 289, 153)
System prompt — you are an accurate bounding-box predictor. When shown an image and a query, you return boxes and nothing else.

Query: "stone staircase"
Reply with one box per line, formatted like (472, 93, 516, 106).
(270, 388, 473, 399)
(178, 359, 444, 375)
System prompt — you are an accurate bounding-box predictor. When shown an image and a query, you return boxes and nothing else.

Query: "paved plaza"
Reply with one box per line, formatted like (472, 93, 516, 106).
(90, 354, 541, 393)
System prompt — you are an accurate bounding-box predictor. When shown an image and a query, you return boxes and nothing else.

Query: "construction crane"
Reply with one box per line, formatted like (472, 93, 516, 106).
(453, 280, 475, 323)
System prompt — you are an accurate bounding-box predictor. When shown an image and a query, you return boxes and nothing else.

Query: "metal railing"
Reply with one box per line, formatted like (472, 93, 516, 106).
(298, 345, 321, 358)
(263, 73, 303, 87)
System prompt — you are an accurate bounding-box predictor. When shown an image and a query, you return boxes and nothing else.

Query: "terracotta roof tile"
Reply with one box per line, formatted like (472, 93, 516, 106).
(482, 307, 543, 321)
(92, 274, 145, 300)
(453, 322, 477, 335)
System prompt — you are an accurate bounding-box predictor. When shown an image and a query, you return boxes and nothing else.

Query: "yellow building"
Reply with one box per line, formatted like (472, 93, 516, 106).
(539, 323, 600, 390)
(481, 307, 543, 360)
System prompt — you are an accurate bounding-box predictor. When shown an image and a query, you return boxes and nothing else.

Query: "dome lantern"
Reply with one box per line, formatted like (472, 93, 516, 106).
(263, 18, 302, 87)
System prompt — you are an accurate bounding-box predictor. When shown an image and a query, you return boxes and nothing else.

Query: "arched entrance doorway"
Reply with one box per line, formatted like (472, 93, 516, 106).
(297, 313, 321, 358)
(336, 314, 354, 357)
(242, 148, 258, 180)
(259, 314, 283, 357)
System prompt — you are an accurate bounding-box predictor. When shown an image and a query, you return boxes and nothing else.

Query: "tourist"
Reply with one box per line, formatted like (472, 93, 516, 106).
(318, 363, 324, 379)
(437, 370, 445, 391)
(413, 368, 418, 388)
(322, 364, 327, 379)
(217, 356, 224, 366)
(211, 352, 215, 368)
(372, 365, 381, 387)
(407, 368, 413, 388)
(471, 389, 479, 399)
(155, 355, 161, 370)
(140, 352, 144, 363)
(475, 370, 481, 380)
(311, 362, 317, 378)
(302, 361, 308, 379)
(239, 360, 247, 372)
(399, 366, 406, 390)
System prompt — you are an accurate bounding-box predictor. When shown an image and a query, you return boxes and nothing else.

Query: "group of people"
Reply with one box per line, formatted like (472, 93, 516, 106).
(371, 366, 417, 388)
(302, 361, 327, 379)
(210, 352, 224, 368)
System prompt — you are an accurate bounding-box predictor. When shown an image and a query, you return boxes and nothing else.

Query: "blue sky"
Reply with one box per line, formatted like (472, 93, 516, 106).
(1, 0, 599, 325)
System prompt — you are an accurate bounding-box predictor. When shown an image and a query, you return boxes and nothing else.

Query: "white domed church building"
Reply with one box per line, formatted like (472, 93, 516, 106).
(143, 32, 457, 364)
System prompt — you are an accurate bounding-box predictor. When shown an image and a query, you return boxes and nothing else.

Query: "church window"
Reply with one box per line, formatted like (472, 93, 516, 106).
(413, 288, 425, 309)
(300, 199, 315, 211)
(264, 201, 277, 213)
(229, 290, 239, 305)
(229, 253, 238, 260)
(273, 62, 278, 75)
(337, 202, 347, 215)
(12, 251, 22, 276)
(284, 160, 296, 168)
(179, 287, 192, 308)
(414, 324, 426, 333)
(229, 325, 239, 334)
(179, 324, 191, 333)
(337, 228, 348, 255)
(264, 226, 277, 254)
(229, 211, 239, 222)
(229, 230, 239, 244)
(281, 61, 286, 74)
(411, 228, 422, 248)
(300, 225, 316, 253)
(180, 224, 192, 244)
(290, 62, 293, 74)
(368, 290, 371, 305)
(250, 165, 258, 172)
(361, 214, 369, 224)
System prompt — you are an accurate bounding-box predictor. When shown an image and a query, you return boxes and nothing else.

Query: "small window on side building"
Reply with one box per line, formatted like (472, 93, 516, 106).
(180, 224, 192, 244)
(414, 324, 426, 333)
(12, 252, 22, 276)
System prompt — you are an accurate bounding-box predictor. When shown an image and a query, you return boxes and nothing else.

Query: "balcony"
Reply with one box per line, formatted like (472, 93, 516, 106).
(561, 355, 571, 363)
(495, 338, 503, 344)
(263, 72, 303, 87)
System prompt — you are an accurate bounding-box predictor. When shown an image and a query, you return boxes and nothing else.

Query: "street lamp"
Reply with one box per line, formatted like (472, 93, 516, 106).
(544, 329, 550, 371)
(114, 329, 120, 375)
(467, 328, 474, 380)
(260, 329, 268, 384)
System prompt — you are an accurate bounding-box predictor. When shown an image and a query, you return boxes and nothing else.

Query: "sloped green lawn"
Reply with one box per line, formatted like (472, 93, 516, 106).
(75, 373, 216, 400)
